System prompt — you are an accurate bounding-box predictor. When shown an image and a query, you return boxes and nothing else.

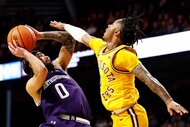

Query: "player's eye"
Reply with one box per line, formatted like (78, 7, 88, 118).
(36, 52, 44, 57)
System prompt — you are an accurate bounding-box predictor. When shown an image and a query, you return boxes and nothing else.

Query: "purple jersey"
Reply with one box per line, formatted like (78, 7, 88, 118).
(40, 68, 91, 121)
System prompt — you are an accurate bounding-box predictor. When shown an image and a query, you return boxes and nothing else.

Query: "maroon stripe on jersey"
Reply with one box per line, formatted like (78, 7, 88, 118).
(127, 107, 139, 127)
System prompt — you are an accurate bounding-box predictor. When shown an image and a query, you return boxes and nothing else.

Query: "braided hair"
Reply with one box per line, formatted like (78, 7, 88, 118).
(120, 8, 145, 47)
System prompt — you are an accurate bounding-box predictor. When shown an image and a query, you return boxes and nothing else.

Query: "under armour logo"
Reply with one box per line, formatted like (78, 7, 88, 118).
(50, 121, 56, 125)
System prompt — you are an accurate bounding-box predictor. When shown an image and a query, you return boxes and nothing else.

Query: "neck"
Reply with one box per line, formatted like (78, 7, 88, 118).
(106, 38, 121, 50)
(107, 43, 118, 50)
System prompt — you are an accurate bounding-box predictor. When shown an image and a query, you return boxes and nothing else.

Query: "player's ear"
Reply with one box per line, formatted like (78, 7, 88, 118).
(115, 29, 121, 37)
(29, 64, 32, 68)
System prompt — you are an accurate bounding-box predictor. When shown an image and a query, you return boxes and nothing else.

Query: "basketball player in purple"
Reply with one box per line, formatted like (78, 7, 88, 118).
(8, 28, 92, 127)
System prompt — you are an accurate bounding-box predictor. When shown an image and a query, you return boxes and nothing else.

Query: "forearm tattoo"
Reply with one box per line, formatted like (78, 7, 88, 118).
(133, 64, 173, 104)
(43, 31, 68, 42)
(62, 35, 76, 54)
(42, 31, 76, 54)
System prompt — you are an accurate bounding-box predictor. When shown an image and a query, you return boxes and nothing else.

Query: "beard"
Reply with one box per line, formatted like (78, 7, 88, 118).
(45, 62, 54, 72)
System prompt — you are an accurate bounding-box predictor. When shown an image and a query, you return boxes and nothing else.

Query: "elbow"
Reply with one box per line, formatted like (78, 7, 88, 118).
(39, 66, 48, 76)
(35, 64, 48, 77)
(26, 66, 48, 95)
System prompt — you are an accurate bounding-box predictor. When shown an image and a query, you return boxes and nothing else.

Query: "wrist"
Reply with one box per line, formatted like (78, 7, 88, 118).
(64, 24, 89, 43)
(36, 32, 43, 40)
(23, 49, 30, 58)
(60, 23, 65, 30)
(166, 98, 174, 105)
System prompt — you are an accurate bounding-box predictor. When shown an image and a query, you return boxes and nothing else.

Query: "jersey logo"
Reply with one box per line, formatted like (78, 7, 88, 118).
(50, 121, 56, 125)
(99, 60, 115, 82)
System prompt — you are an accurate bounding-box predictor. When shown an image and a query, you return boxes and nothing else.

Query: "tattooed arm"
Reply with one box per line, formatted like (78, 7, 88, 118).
(40, 31, 76, 70)
(132, 63, 188, 116)
(26, 25, 76, 70)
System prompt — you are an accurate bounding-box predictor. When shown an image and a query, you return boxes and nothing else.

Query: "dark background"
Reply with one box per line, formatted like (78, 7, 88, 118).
(0, 0, 190, 127)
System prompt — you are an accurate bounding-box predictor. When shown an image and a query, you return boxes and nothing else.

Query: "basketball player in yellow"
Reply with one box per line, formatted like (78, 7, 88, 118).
(49, 11, 188, 127)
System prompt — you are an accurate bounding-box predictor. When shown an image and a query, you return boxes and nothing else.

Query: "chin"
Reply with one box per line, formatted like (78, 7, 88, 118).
(102, 35, 106, 41)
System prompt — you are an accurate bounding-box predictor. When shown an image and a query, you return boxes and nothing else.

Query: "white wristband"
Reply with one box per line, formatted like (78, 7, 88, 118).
(64, 24, 89, 43)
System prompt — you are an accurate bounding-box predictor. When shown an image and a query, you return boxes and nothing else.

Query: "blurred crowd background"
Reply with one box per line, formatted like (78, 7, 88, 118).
(0, 0, 190, 127)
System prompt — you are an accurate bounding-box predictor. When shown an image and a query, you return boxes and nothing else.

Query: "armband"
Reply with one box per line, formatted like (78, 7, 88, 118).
(64, 24, 89, 43)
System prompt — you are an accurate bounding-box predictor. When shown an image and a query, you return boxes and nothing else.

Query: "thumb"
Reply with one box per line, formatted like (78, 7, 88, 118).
(168, 108, 173, 116)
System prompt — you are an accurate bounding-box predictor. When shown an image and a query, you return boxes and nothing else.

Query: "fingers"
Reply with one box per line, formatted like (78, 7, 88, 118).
(167, 101, 189, 116)
(25, 25, 33, 31)
(168, 109, 173, 116)
(178, 105, 189, 115)
(25, 24, 37, 33)
(8, 40, 20, 53)
(176, 105, 188, 115)
(50, 21, 57, 28)
(50, 20, 64, 30)
(50, 21, 56, 25)
(170, 105, 189, 116)
(8, 43, 16, 55)
(25, 24, 32, 28)
(50, 20, 58, 24)
(12, 40, 18, 47)
(25, 25, 41, 40)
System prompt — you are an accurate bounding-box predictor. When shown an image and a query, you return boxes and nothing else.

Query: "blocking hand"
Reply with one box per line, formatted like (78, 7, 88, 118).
(50, 21, 65, 30)
(167, 100, 188, 116)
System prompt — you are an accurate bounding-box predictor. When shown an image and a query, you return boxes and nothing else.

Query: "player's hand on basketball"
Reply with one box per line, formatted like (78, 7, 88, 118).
(166, 100, 188, 116)
(8, 40, 27, 58)
(25, 25, 42, 39)
(50, 21, 65, 30)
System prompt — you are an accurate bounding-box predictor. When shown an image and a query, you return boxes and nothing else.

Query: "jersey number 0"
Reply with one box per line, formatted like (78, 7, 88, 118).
(55, 83, 69, 99)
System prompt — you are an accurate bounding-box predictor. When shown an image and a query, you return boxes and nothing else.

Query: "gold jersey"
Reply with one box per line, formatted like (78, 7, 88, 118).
(89, 38, 141, 111)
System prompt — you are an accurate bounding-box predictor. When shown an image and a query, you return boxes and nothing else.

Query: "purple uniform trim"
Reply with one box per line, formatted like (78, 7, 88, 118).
(40, 116, 91, 127)
(39, 68, 91, 127)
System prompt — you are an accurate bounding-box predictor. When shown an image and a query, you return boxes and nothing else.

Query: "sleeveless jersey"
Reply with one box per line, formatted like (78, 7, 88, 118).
(40, 68, 91, 120)
(89, 38, 140, 111)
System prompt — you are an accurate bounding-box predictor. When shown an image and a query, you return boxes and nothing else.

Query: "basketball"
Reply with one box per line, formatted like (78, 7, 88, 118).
(7, 25, 37, 51)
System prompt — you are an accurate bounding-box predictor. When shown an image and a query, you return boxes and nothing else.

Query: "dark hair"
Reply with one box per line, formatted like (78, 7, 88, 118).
(120, 7, 145, 47)
(22, 50, 39, 77)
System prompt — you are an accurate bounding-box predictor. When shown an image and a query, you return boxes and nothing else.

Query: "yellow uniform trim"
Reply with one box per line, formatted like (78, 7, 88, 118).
(90, 38, 141, 111)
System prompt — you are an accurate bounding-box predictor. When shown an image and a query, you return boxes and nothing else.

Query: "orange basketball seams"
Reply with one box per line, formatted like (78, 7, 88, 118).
(7, 25, 37, 51)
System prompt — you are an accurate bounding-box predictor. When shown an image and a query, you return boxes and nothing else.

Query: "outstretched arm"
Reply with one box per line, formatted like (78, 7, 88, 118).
(25, 25, 76, 70)
(49, 21, 92, 47)
(25, 25, 71, 44)
(132, 63, 188, 116)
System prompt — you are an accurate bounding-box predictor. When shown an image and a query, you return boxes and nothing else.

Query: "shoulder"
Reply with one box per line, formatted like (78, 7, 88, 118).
(115, 46, 137, 58)
(89, 37, 106, 52)
(114, 46, 140, 66)
(121, 46, 137, 55)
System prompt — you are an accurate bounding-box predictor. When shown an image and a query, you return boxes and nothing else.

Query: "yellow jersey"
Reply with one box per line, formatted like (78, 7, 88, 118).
(89, 37, 141, 111)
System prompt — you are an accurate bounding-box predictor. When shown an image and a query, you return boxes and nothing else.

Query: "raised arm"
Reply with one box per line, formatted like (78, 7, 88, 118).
(38, 31, 76, 69)
(26, 25, 76, 70)
(49, 21, 92, 47)
(132, 63, 188, 116)
(8, 40, 48, 105)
